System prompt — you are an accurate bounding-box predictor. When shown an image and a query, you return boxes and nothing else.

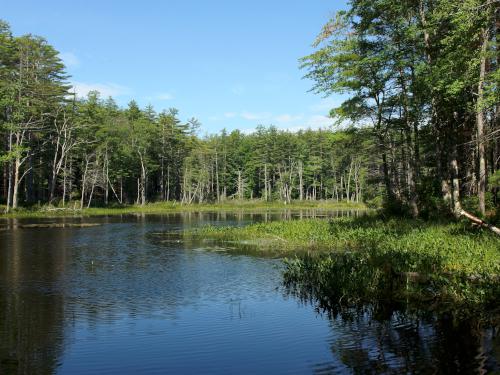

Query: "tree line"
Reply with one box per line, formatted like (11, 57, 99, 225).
(3, 0, 499, 224)
(302, 0, 500, 222)
(0, 19, 378, 211)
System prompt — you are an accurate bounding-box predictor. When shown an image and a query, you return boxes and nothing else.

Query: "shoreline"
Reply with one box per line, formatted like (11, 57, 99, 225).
(0, 200, 368, 219)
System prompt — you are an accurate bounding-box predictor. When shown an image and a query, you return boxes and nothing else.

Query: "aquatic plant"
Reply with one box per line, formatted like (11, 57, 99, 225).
(186, 215, 500, 307)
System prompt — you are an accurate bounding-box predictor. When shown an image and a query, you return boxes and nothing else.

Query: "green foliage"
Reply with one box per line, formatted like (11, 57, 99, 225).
(490, 170, 500, 189)
(301, 0, 500, 219)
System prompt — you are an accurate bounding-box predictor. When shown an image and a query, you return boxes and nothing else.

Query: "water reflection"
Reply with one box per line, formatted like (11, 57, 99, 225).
(0, 226, 68, 374)
(0, 210, 497, 374)
(284, 285, 500, 374)
(0, 208, 364, 230)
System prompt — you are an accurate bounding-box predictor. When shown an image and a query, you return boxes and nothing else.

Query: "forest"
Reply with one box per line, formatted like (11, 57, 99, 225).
(0, 19, 374, 212)
(301, 0, 500, 224)
(1, 0, 500, 225)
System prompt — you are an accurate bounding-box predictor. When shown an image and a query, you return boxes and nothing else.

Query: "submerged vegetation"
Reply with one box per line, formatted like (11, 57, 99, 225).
(186, 215, 500, 307)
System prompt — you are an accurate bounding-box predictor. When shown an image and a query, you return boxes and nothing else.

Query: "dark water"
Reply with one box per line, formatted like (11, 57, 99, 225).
(0, 211, 498, 374)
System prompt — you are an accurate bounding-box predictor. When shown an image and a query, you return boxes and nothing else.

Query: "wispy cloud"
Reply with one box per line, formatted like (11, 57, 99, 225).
(156, 92, 174, 100)
(59, 52, 80, 68)
(274, 114, 304, 123)
(241, 111, 272, 121)
(215, 111, 332, 134)
(304, 115, 333, 128)
(308, 98, 343, 113)
(71, 82, 131, 98)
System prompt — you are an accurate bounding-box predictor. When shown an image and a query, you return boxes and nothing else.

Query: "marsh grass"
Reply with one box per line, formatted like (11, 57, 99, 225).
(186, 215, 500, 306)
(0, 200, 366, 219)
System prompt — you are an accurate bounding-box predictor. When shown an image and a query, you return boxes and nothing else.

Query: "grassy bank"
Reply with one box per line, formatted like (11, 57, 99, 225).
(186, 215, 500, 306)
(0, 200, 366, 219)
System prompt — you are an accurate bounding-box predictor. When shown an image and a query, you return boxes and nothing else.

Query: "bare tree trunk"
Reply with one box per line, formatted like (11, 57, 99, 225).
(80, 156, 90, 210)
(86, 169, 98, 209)
(107, 176, 121, 204)
(215, 149, 220, 202)
(298, 160, 304, 201)
(12, 156, 21, 209)
(340, 175, 344, 201)
(237, 170, 244, 200)
(477, 27, 489, 215)
(450, 145, 462, 218)
(62, 155, 67, 206)
(26, 150, 34, 204)
(136, 178, 140, 205)
(104, 149, 109, 205)
(264, 164, 268, 201)
(166, 166, 170, 201)
(69, 158, 73, 204)
(138, 152, 147, 206)
(49, 134, 61, 203)
(5, 132, 13, 213)
(346, 161, 352, 202)
(459, 209, 500, 235)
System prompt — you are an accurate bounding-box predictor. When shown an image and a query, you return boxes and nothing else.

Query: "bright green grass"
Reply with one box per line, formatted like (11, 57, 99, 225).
(0, 200, 366, 219)
(186, 215, 499, 276)
(186, 215, 500, 305)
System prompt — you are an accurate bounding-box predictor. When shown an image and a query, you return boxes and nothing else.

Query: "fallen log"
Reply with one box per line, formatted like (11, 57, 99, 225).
(458, 209, 500, 236)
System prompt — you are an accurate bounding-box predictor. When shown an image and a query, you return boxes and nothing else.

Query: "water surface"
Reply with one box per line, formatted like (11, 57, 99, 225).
(0, 211, 498, 374)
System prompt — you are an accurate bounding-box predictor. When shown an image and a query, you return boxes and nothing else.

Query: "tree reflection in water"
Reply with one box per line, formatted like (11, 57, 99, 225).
(0, 219, 68, 374)
(284, 281, 500, 374)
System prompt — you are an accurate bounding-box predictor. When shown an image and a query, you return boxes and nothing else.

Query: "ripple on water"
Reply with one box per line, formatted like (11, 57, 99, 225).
(0, 212, 498, 374)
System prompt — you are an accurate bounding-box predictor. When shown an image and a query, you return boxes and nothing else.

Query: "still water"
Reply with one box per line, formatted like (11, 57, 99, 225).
(0, 211, 498, 374)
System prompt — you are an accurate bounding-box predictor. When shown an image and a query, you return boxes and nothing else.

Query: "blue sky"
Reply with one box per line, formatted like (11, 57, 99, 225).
(4, 0, 347, 134)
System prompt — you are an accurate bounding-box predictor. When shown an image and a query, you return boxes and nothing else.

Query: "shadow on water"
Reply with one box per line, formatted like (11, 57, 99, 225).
(308, 303, 500, 374)
(0, 227, 67, 374)
(283, 262, 500, 374)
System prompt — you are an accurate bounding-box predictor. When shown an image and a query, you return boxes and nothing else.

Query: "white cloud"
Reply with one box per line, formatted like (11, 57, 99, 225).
(209, 109, 337, 133)
(59, 52, 80, 68)
(71, 82, 131, 98)
(241, 111, 271, 121)
(229, 114, 333, 134)
(143, 92, 175, 102)
(308, 97, 344, 113)
(156, 92, 174, 100)
(305, 115, 334, 128)
(274, 114, 303, 123)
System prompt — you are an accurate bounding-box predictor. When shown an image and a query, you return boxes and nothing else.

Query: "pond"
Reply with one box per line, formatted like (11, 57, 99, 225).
(0, 211, 498, 374)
